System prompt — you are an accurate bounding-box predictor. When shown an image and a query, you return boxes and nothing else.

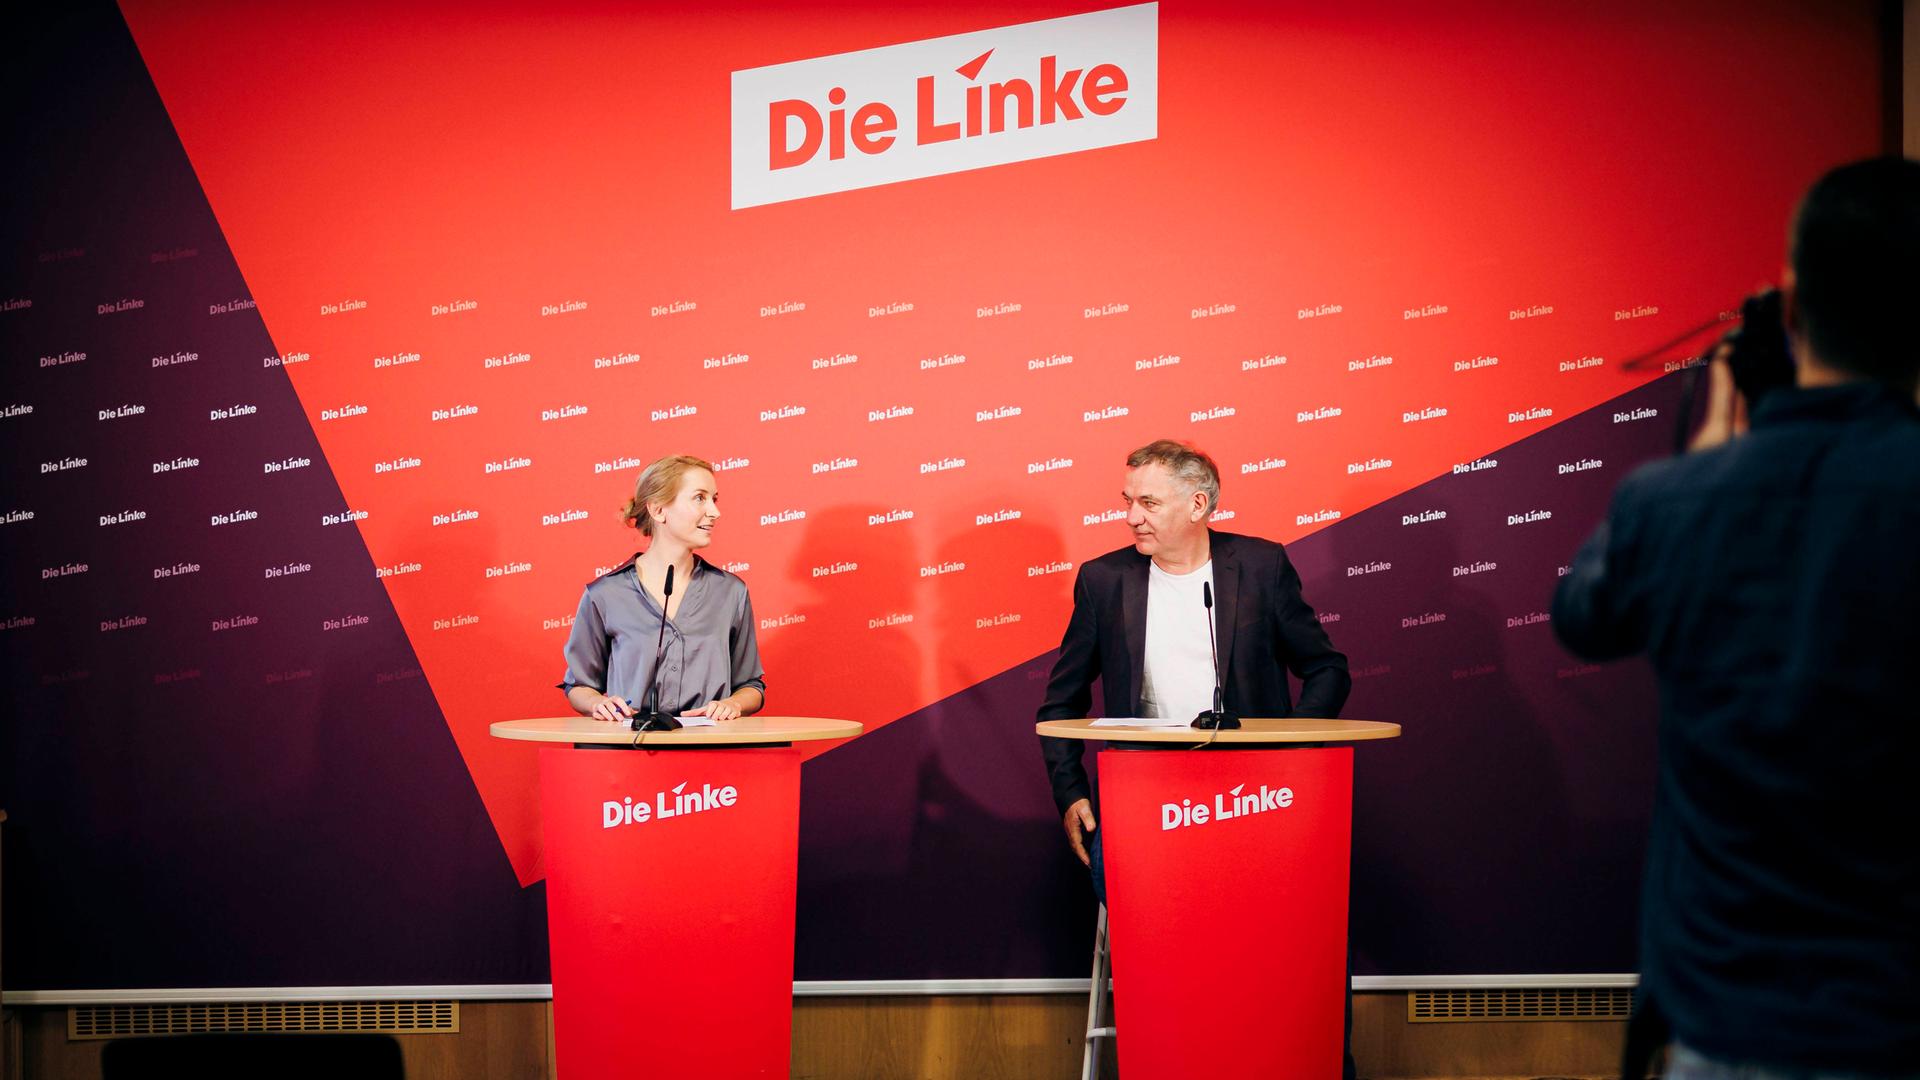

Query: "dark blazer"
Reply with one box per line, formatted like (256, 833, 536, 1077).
(1553, 382, 1920, 1074)
(1038, 530, 1351, 814)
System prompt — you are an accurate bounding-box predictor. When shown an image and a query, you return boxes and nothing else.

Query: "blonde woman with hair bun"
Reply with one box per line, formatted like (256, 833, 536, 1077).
(557, 454, 766, 723)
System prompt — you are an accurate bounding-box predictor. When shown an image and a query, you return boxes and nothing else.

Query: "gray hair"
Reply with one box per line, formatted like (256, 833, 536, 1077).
(1126, 439, 1221, 513)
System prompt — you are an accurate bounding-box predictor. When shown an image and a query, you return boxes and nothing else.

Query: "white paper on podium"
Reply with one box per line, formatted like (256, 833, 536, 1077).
(673, 714, 718, 728)
(1088, 716, 1192, 729)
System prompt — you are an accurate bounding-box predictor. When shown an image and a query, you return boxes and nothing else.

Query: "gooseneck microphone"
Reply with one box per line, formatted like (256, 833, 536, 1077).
(1192, 580, 1240, 730)
(631, 562, 683, 732)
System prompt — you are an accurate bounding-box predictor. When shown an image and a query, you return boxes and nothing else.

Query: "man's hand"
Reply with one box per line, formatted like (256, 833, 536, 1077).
(1063, 798, 1097, 867)
(1689, 343, 1751, 452)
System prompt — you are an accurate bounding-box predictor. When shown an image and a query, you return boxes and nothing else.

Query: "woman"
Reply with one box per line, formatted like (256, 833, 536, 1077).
(558, 454, 766, 723)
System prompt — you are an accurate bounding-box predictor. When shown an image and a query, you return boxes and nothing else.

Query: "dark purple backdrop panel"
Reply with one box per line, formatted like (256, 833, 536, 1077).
(1, 4, 546, 989)
(795, 375, 1677, 978)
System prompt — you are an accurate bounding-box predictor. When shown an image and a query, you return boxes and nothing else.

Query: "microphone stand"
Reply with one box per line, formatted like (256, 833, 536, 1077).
(1192, 580, 1240, 730)
(631, 561, 683, 732)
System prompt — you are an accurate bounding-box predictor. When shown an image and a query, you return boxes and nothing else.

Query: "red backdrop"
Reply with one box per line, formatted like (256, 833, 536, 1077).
(109, 0, 1878, 897)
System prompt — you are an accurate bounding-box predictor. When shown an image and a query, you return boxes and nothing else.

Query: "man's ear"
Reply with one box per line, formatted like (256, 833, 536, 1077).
(1780, 267, 1817, 375)
(1780, 267, 1802, 338)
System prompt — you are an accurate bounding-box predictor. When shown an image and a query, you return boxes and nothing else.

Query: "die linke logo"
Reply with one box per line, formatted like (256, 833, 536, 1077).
(603, 781, 739, 829)
(1162, 782, 1294, 831)
(731, 3, 1158, 208)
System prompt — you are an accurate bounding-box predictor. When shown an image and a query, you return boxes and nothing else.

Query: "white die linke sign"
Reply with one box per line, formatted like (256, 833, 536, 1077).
(1163, 783, 1295, 831)
(603, 781, 739, 829)
(730, 3, 1159, 208)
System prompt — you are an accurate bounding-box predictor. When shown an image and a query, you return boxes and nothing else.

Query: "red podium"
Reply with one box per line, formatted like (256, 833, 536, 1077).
(1037, 718, 1399, 1078)
(493, 716, 861, 1080)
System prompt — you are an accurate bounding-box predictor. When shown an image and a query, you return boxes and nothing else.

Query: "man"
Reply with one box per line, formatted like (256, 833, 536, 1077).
(1553, 157, 1919, 1079)
(1037, 438, 1355, 1074)
(1039, 439, 1351, 866)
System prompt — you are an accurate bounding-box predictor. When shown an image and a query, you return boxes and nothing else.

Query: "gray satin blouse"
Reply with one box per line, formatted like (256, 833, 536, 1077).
(557, 555, 766, 712)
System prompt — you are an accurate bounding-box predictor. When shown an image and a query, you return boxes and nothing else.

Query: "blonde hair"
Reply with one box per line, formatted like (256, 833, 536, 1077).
(621, 454, 716, 536)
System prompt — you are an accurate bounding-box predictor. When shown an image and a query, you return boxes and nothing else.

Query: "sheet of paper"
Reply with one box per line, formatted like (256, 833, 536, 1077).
(673, 714, 718, 727)
(1088, 716, 1192, 729)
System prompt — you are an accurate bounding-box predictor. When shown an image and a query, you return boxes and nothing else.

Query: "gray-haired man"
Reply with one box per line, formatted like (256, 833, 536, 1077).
(1038, 438, 1352, 861)
(1036, 438, 1357, 1076)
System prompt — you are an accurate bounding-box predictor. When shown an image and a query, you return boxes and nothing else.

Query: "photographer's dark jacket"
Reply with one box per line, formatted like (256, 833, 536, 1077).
(1554, 382, 1920, 1073)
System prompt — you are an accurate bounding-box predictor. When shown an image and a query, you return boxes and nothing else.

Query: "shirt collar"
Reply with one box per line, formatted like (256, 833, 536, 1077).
(603, 552, 710, 581)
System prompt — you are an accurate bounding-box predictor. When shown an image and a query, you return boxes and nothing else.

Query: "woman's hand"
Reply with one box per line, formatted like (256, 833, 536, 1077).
(589, 694, 635, 723)
(686, 698, 743, 723)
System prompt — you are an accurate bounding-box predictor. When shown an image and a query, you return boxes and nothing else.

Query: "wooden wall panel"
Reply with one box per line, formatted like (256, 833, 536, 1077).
(10, 1002, 548, 1080)
(5, 993, 1627, 1079)
(792, 995, 1090, 1080)
(1352, 994, 1625, 1080)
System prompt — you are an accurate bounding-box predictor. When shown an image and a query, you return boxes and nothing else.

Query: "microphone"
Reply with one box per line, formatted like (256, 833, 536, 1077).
(631, 562, 683, 732)
(1192, 579, 1240, 730)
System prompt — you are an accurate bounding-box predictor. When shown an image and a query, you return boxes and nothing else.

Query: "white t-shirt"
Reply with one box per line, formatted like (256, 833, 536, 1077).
(1140, 559, 1217, 721)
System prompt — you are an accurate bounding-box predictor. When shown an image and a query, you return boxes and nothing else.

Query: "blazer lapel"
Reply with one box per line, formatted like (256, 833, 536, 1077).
(1212, 534, 1240, 698)
(1120, 554, 1148, 714)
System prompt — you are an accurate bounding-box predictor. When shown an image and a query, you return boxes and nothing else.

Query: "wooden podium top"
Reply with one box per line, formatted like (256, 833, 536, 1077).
(491, 715, 862, 746)
(1036, 718, 1400, 744)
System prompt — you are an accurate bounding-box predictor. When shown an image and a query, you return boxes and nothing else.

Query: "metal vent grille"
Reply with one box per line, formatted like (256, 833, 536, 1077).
(1408, 988, 1633, 1022)
(69, 1001, 458, 1040)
